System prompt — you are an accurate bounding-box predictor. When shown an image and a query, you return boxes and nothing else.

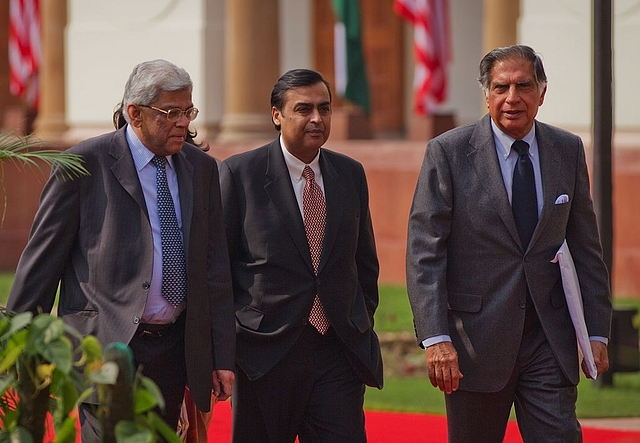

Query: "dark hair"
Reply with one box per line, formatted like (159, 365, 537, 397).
(112, 102, 208, 151)
(477, 45, 547, 96)
(270, 69, 332, 131)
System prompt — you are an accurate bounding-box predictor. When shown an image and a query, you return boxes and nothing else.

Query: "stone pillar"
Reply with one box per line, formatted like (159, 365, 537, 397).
(479, 0, 520, 114)
(34, 0, 68, 141)
(217, 0, 280, 143)
(482, 0, 520, 55)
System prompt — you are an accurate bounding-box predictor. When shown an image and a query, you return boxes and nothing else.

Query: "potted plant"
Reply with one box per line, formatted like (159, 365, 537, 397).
(0, 132, 181, 442)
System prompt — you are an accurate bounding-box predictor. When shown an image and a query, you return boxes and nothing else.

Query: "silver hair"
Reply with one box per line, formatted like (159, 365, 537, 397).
(121, 59, 193, 123)
(477, 45, 547, 97)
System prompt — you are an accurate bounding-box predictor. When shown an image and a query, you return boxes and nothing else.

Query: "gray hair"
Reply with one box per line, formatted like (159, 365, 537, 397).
(121, 59, 193, 123)
(477, 45, 547, 97)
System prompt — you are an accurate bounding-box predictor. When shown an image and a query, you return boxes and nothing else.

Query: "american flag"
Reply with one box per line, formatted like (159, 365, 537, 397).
(394, 0, 451, 115)
(9, 0, 41, 109)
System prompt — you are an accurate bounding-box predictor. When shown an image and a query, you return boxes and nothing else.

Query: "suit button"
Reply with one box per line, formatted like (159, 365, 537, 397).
(301, 318, 308, 326)
(316, 277, 321, 286)
(142, 281, 150, 290)
(519, 301, 526, 309)
(133, 317, 141, 324)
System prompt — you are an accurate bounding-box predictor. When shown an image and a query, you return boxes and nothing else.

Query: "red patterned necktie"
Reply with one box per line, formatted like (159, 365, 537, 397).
(302, 165, 330, 334)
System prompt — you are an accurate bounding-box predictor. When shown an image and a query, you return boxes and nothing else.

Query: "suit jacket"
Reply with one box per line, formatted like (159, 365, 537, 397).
(406, 114, 611, 391)
(7, 126, 235, 411)
(219, 139, 383, 389)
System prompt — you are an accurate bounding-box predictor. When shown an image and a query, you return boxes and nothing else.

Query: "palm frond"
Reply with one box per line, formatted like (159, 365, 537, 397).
(0, 131, 89, 181)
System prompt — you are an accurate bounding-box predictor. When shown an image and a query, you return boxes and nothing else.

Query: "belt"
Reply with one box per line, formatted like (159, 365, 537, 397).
(136, 313, 185, 338)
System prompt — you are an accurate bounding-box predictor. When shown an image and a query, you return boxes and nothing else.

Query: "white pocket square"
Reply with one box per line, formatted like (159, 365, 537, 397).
(554, 194, 569, 204)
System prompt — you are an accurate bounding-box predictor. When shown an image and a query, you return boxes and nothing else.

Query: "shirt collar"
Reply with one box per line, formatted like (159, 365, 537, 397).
(279, 135, 322, 182)
(490, 119, 537, 160)
(126, 124, 176, 171)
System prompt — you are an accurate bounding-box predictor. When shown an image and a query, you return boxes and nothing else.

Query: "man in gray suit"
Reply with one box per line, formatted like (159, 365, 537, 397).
(7, 59, 235, 440)
(220, 69, 382, 442)
(406, 45, 612, 442)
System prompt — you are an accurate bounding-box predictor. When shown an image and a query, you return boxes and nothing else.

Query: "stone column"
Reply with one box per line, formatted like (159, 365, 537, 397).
(217, 0, 280, 143)
(479, 0, 520, 114)
(482, 0, 520, 55)
(34, 0, 68, 141)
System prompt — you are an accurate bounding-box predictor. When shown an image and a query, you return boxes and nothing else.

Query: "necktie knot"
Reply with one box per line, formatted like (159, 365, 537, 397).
(512, 140, 530, 157)
(302, 165, 315, 182)
(152, 155, 167, 169)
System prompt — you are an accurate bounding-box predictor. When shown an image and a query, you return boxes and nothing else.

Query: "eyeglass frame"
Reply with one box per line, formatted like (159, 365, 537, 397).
(139, 104, 199, 122)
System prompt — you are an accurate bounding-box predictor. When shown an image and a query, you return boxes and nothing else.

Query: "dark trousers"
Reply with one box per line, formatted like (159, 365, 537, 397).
(232, 324, 367, 443)
(445, 320, 581, 443)
(80, 316, 187, 442)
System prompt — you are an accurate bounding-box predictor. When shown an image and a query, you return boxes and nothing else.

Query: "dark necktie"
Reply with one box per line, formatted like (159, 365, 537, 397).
(302, 165, 330, 334)
(511, 140, 538, 249)
(152, 155, 187, 307)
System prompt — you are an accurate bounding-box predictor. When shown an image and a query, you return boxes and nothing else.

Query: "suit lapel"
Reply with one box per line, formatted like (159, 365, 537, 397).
(318, 152, 343, 273)
(468, 115, 522, 246)
(174, 150, 194, 260)
(109, 128, 148, 218)
(530, 122, 562, 247)
(263, 141, 315, 273)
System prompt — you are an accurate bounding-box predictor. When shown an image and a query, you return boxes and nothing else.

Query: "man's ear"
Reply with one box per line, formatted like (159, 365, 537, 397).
(271, 106, 281, 127)
(127, 104, 143, 127)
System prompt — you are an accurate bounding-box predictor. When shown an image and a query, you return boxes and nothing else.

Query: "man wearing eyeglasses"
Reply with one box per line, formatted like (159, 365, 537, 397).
(7, 59, 235, 440)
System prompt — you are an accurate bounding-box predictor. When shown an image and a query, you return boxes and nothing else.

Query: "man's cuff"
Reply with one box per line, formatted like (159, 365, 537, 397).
(421, 335, 452, 349)
(590, 336, 608, 345)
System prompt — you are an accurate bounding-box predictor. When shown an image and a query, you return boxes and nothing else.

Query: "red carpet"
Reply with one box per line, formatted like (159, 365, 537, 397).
(35, 401, 640, 442)
(209, 400, 640, 443)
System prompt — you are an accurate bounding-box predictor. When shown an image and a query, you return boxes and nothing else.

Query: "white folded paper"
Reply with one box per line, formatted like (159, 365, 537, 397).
(551, 240, 598, 379)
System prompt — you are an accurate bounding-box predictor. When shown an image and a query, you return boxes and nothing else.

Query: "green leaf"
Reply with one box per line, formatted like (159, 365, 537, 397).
(0, 372, 16, 397)
(29, 315, 66, 349)
(7, 427, 34, 443)
(0, 311, 32, 342)
(79, 335, 103, 365)
(40, 338, 74, 374)
(50, 373, 79, 426)
(51, 415, 78, 443)
(0, 131, 89, 181)
(88, 361, 119, 385)
(0, 330, 27, 373)
(76, 387, 94, 405)
(138, 376, 165, 411)
(146, 411, 183, 443)
(114, 421, 154, 443)
(133, 389, 158, 415)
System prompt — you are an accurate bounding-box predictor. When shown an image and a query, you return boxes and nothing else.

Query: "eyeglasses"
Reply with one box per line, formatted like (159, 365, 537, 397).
(139, 104, 199, 122)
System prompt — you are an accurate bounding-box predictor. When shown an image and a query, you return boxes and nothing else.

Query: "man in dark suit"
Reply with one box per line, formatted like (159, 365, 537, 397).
(406, 45, 612, 442)
(219, 69, 383, 442)
(7, 59, 235, 440)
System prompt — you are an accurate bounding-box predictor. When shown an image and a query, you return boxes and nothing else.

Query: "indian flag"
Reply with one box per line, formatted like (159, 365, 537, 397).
(332, 0, 370, 113)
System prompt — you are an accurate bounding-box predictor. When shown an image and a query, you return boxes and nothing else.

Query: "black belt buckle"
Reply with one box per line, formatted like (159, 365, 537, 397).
(137, 322, 172, 338)
(138, 328, 164, 338)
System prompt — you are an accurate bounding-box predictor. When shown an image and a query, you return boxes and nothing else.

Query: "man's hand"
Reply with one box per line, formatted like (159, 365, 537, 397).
(425, 341, 463, 394)
(583, 340, 609, 379)
(212, 369, 235, 401)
